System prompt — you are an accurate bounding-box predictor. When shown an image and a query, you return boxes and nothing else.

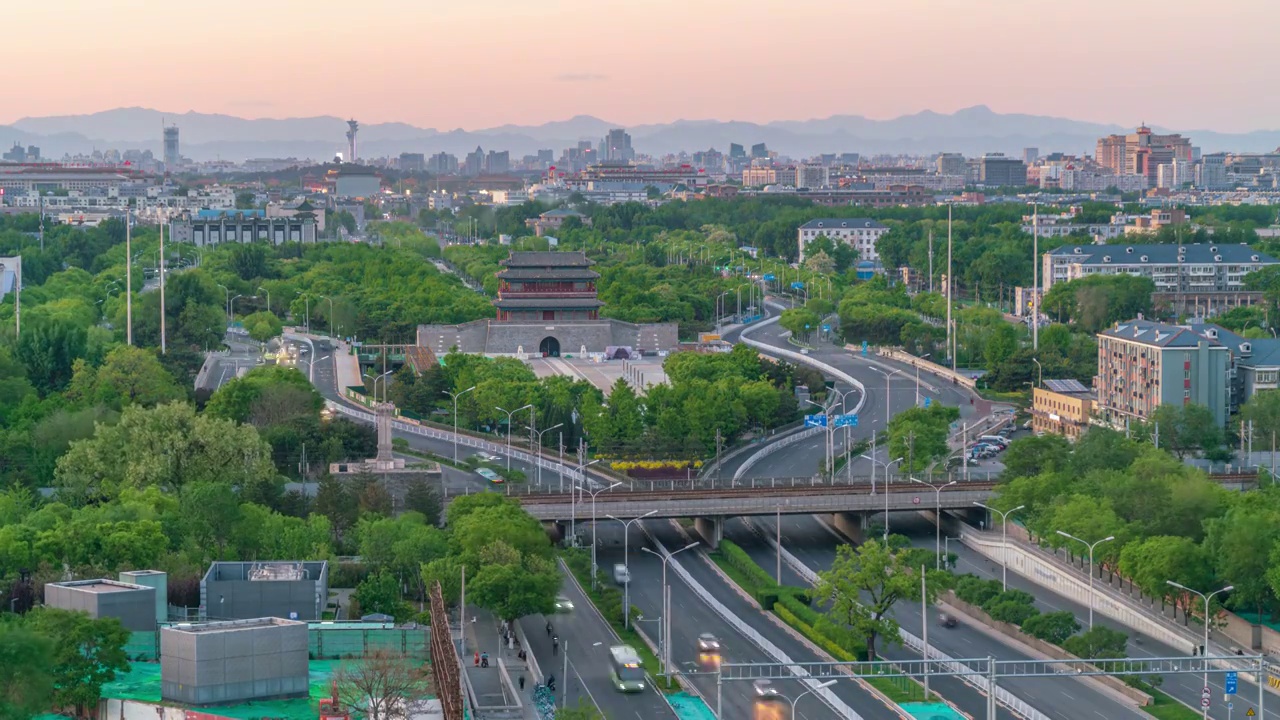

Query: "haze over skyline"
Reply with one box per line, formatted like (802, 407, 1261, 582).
(4, 0, 1275, 133)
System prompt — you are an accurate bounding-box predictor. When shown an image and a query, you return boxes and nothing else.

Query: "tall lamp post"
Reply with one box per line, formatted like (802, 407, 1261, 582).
(216, 283, 230, 323)
(372, 369, 394, 403)
(803, 398, 835, 478)
(231, 294, 255, 319)
(641, 542, 700, 679)
(496, 404, 532, 471)
(1032, 358, 1043, 388)
(444, 386, 476, 462)
(569, 459, 601, 539)
(915, 353, 932, 405)
(1056, 530, 1115, 628)
(791, 680, 837, 718)
(973, 502, 1025, 590)
(868, 367, 901, 426)
(577, 482, 622, 587)
(534, 423, 563, 486)
(1166, 579, 1233, 718)
(911, 477, 957, 569)
(318, 295, 335, 337)
(607, 511, 657, 628)
(257, 286, 271, 315)
(860, 455, 903, 541)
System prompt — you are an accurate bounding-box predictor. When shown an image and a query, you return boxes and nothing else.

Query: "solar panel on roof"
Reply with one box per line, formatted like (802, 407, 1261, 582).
(1044, 379, 1089, 393)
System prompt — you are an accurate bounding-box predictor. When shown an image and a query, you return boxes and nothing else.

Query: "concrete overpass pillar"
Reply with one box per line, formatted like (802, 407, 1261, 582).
(828, 512, 867, 544)
(694, 516, 724, 549)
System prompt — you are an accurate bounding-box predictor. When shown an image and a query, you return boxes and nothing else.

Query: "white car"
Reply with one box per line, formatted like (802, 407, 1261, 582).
(753, 679, 779, 697)
(474, 452, 499, 464)
(697, 633, 720, 652)
(554, 595, 574, 612)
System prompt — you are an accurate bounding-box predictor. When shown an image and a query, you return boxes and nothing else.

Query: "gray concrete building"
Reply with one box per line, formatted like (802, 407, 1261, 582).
(200, 561, 328, 621)
(119, 569, 168, 625)
(44, 579, 157, 632)
(161, 617, 308, 705)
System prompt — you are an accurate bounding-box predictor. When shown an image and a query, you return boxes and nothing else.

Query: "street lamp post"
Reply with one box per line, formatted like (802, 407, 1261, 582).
(869, 367, 901, 426)
(1166, 580, 1233, 718)
(803, 398, 835, 478)
(911, 477, 957, 569)
(1033, 358, 1043, 388)
(533, 423, 563, 486)
(1056, 530, 1116, 628)
(444, 386, 476, 463)
(577, 482, 622, 588)
(641, 542, 700, 679)
(607, 511, 657, 628)
(296, 290, 310, 332)
(860, 455, 904, 541)
(230, 294, 255, 319)
(216, 283, 230, 322)
(973, 502, 1025, 590)
(569, 459, 601, 540)
(496, 404, 533, 471)
(790, 680, 838, 718)
(257, 286, 271, 314)
(916, 353, 932, 405)
(372, 369, 394, 403)
(318, 295, 335, 337)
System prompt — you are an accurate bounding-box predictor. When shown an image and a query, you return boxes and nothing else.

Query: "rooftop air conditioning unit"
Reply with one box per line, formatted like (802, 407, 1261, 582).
(1126, 247, 1134, 253)
(1103, 255, 1111, 262)
(1215, 255, 1223, 262)
(1210, 246, 1218, 253)
(1141, 255, 1149, 262)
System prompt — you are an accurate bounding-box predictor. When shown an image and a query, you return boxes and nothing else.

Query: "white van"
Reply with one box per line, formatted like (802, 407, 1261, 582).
(979, 435, 1008, 448)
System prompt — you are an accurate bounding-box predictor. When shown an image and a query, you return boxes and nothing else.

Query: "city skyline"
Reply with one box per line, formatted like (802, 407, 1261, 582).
(3, 0, 1277, 133)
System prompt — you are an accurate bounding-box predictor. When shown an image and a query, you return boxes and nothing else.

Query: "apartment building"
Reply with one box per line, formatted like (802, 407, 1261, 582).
(1031, 380, 1095, 441)
(797, 218, 888, 262)
(1095, 319, 1231, 428)
(1041, 242, 1277, 293)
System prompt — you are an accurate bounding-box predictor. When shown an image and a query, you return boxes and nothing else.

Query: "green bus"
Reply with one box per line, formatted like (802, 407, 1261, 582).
(608, 645, 647, 692)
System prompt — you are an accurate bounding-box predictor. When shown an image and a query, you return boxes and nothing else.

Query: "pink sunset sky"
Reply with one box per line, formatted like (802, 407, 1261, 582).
(3, 0, 1272, 132)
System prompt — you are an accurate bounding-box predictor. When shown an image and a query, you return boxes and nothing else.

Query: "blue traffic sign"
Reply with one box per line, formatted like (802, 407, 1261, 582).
(833, 414, 859, 428)
(763, 273, 776, 281)
(804, 414, 828, 428)
(822, 324, 831, 332)
(1226, 672, 1238, 695)
(924, 396, 932, 408)
(791, 281, 805, 290)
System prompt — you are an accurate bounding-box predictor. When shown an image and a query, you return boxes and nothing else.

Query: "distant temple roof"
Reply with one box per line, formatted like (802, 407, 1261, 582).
(500, 251, 594, 268)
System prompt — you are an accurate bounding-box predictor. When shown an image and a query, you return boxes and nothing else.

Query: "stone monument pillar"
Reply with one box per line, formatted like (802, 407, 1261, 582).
(375, 402, 394, 464)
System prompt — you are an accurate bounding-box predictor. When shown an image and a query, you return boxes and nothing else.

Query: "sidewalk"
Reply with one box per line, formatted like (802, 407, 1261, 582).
(463, 605, 538, 719)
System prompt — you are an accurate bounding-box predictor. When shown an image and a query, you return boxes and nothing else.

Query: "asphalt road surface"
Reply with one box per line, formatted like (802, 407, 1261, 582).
(756, 513, 1149, 720)
(519, 564, 677, 720)
(597, 520, 905, 720)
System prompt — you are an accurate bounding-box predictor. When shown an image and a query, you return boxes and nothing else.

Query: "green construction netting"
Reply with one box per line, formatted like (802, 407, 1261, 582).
(666, 692, 717, 720)
(899, 701, 967, 720)
(105, 661, 344, 719)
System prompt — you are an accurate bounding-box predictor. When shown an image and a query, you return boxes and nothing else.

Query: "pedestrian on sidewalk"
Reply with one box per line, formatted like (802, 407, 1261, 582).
(552, 636, 559, 655)
(518, 675, 525, 690)
(474, 651, 480, 667)
(546, 620, 553, 636)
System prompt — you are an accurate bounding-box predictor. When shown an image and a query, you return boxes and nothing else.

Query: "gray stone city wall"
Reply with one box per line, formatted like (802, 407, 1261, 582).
(416, 319, 679, 356)
(44, 584, 157, 632)
(161, 622, 308, 705)
(201, 580, 322, 621)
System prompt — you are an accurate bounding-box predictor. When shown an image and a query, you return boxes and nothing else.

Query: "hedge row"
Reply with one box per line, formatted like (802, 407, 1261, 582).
(774, 602, 859, 662)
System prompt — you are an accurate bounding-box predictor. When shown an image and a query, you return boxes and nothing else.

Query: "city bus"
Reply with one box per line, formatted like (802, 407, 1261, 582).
(608, 645, 647, 692)
(476, 468, 504, 484)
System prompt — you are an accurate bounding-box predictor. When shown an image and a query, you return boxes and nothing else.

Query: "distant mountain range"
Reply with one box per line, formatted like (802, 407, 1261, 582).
(3, 106, 1279, 163)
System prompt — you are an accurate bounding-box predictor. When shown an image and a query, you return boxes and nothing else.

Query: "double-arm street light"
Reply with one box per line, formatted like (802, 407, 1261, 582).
(577, 482, 622, 587)
(372, 369, 394, 403)
(444, 386, 476, 462)
(860, 455, 903, 541)
(231, 294, 255, 320)
(973, 502, 1025, 589)
(534, 423, 563, 486)
(496, 404, 533, 471)
(1056, 530, 1115, 628)
(641, 542, 700, 679)
(607, 511, 657, 628)
(911, 477, 956, 569)
(569, 459, 601, 538)
(868, 366, 901, 426)
(1166, 580, 1234, 718)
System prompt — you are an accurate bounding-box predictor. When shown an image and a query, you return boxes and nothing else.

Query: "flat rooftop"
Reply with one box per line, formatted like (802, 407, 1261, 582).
(166, 617, 304, 635)
(52, 579, 149, 593)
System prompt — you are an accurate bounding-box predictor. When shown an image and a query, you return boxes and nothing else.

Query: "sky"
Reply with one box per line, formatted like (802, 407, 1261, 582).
(2, 0, 1274, 132)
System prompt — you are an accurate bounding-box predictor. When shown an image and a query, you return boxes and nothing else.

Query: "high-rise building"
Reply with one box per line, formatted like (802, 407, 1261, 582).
(428, 152, 458, 174)
(1095, 125, 1193, 186)
(399, 153, 425, 173)
(750, 143, 769, 159)
(163, 125, 180, 169)
(729, 143, 746, 159)
(485, 150, 510, 174)
(464, 147, 484, 176)
(601, 129, 634, 163)
(978, 154, 1027, 187)
(936, 153, 967, 176)
(796, 162, 830, 189)
(1195, 154, 1229, 190)
(1023, 147, 1040, 164)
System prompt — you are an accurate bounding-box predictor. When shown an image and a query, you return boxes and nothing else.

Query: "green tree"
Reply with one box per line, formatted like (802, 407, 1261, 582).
(16, 316, 88, 395)
(1118, 536, 1212, 618)
(180, 482, 242, 560)
(0, 624, 55, 719)
(1149, 403, 1223, 459)
(469, 551, 561, 621)
(24, 608, 130, 717)
(817, 540, 938, 661)
(89, 345, 184, 408)
(1206, 501, 1280, 617)
(1240, 390, 1280, 445)
(1021, 611, 1080, 645)
(1063, 626, 1128, 659)
(354, 570, 408, 620)
(779, 308, 821, 342)
(1000, 435, 1071, 480)
(242, 310, 283, 342)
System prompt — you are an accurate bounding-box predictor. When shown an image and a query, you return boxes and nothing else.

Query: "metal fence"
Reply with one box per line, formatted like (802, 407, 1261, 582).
(125, 625, 430, 661)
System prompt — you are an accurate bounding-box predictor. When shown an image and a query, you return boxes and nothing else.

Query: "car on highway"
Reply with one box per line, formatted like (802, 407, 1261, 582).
(939, 612, 958, 628)
(613, 563, 631, 585)
(753, 679, 779, 697)
(697, 633, 720, 652)
(474, 452, 500, 463)
(554, 595, 574, 612)
(476, 468, 504, 484)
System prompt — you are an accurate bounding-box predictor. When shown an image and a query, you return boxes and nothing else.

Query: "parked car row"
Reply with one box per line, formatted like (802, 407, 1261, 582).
(968, 429, 1013, 460)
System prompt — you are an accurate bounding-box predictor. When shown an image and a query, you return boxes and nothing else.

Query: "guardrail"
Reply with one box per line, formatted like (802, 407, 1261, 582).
(500, 472, 1001, 496)
(768, 529, 1049, 720)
